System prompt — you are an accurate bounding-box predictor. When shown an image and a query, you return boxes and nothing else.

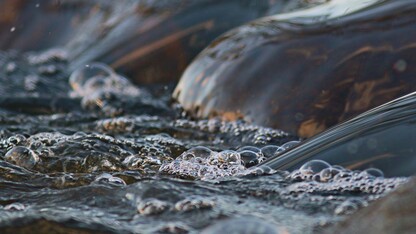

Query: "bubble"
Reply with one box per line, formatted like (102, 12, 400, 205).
(94, 173, 126, 186)
(6, 134, 27, 146)
(363, 168, 384, 178)
(260, 145, 280, 158)
(4, 146, 39, 169)
(299, 160, 331, 175)
(276, 141, 300, 154)
(174, 197, 215, 212)
(239, 150, 259, 167)
(137, 198, 170, 215)
(4, 203, 25, 211)
(237, 146, 260, 153)
(319, 167, 340, 182)
(216, 150, 241, 165)
(69, 63, 140, 98)
(179, 146, 213, 161)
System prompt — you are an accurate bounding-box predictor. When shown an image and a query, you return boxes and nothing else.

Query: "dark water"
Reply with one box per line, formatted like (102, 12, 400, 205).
(0, 49, 408, 233)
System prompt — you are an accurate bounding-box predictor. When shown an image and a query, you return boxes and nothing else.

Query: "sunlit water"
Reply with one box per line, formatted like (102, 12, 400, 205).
(0, 49, 408, 233)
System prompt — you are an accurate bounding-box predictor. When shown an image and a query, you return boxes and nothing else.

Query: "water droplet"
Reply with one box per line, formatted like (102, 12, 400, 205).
(95, 173, 126, 186)
(319, 167, 340, 182)
(239, 150, 259, 167)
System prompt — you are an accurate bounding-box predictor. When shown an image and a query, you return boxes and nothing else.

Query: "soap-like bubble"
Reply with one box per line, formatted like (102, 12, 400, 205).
(137, 198, 170, 215)
(319, 167, 341, 182)
(299, 160, 331, 175)
(179, 146, 214, 161)
(363, 168, 384, 178)
(260, 145, 280, 158)
(94, 173, 126, 186)
(237, 146, 261, 153)
(239, 150, 259, 167)
(4, 146, 39, 169)
(69, 63, 140, 98)
(275, 140, 300, 154)
(216, 150, 241, 165)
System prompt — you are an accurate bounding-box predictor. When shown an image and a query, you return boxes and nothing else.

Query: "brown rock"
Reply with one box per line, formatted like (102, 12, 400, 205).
(174, 0, 416, 137)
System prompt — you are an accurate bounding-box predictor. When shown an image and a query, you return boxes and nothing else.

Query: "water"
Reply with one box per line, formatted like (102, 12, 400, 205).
(0, 49, 408, 233)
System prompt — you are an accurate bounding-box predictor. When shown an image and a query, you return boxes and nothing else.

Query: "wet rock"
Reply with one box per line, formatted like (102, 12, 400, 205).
(328, 177, 416, 234)
(174, 0, 416, 137)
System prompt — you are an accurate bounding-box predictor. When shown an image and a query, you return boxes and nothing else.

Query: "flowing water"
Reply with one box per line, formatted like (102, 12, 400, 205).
(0, 49, 408, 233)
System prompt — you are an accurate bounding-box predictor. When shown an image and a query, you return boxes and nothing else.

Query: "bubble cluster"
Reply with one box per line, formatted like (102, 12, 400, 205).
(160, 147, 247, 180)
(159, 141, 302, 180)
(69, 63, 142, 115)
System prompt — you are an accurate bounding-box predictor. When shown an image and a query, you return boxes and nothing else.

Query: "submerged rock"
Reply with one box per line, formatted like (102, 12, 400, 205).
(174, 0, 416, 137)
(261, 92, 416, 177)
(327, 177, 416, 234)
(0, 0, 309, 84)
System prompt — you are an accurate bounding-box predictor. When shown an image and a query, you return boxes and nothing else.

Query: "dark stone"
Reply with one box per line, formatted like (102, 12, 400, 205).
(173, 0, 416, 137)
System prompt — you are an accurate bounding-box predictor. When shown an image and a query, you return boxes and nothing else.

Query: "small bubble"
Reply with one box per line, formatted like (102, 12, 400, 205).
(260, 145, 280, 158)
(4, 146, 39, 169)
(319, 167, 340, 182)
(299, 160, 331, 175)
(393, 59, 407, 72)
(276, 140, 300, 154)
(137, 199, 170, 215)
(363, 168, 384, 178)
(95, 173, 126, 186)
(237, 146, 260, 153)
(4, 203, 25, 211)
(180, 146, 213, 160)
(239, 150, 259, 167)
